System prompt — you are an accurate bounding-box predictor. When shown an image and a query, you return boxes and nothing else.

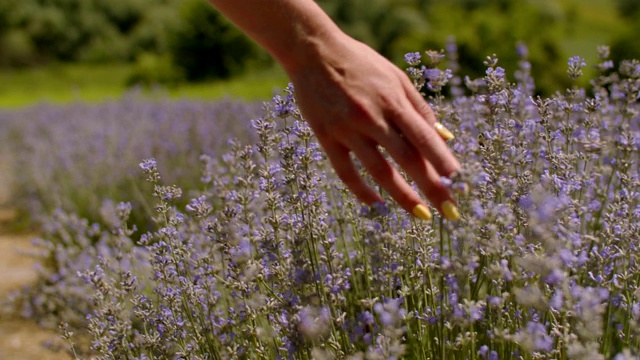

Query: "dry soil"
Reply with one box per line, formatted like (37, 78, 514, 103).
(0, 152, 70, 360)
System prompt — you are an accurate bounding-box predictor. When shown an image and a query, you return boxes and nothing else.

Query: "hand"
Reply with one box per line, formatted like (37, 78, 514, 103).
(286, 35, 461, 221)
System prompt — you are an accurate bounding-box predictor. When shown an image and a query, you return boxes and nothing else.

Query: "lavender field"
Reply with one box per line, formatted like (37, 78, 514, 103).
(1, 45, 639, 359)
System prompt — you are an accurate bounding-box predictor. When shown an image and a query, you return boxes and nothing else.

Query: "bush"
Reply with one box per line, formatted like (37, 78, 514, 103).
(611, 33, 640, 69)
(0, 29, 37, 67)
(615, 0, 640, 19)
(0, 0, 183, 65)
(416, 0, 569, 96)
(8, 47, 640, 359)
(319, 0, 572, 96)
(318, 0, 430, 63)
(610, 0, 640, 66)
(168, 0, 269, 81)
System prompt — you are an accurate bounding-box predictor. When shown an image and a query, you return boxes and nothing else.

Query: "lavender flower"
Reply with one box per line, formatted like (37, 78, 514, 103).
(403, 52, 421, 66)
(568, 56, 587, 79)
(4, 45, 640, 360)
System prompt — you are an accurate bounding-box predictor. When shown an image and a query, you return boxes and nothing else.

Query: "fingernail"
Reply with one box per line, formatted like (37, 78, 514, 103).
(441, 201, 460, 221)
(412, 204, 432, 221)
(434, 122, 455, 141)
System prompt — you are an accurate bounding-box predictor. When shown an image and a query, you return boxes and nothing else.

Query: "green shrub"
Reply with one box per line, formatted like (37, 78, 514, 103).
(414, 0, 570, 95)
(610, 26, 640, 67)
(615, 0, 640, 19)
(168, 0, 269, 81)
(318, 0, 429, 63)
(0, 0, 183, 66)
(610, 9, 640, 65)
(0, 29, 37, 67)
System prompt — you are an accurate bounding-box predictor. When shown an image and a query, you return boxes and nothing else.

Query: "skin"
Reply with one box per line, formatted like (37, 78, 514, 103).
(208, 0, 461, 218)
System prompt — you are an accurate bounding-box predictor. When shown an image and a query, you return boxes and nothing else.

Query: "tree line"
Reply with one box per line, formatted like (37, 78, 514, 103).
(0, 0, 638, 93)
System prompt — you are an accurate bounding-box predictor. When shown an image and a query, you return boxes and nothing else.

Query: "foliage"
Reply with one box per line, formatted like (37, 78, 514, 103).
(168, 0, 268, 81)
(0, 0, 628, 93)
(610, 5, 640, 67)
(0, 0, 183, 64)
(0, 0, 176, 65)
(615, 0, 640, 19)
(318, 0, 585, 95)
(318, 0, 429, 62)
(0, 0, 271, 81)
(416, 0, 570, 95)
(6, 46, 640, 359)
(610, 25, 640, 69)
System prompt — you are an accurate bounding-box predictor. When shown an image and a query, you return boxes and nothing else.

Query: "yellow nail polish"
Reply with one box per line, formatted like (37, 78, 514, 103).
(441, 201, 460, 221)
(434, 122, 455, 141)
(412, 204, 432, 221)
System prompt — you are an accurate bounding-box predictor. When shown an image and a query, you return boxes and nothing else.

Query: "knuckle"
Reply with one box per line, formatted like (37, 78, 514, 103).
(379, 94, 405, 118)
(411, 131, 437, 149)
(416, 101, 434, 119)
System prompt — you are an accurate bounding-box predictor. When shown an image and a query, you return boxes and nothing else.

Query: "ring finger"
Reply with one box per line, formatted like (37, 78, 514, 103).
(346, 136, 433, 220)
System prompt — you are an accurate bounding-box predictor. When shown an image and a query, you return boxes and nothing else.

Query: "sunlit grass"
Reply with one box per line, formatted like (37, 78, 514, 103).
(0, 63, 289, 109)
(166, 65, 288, 101)
(556, 0, 624, 63)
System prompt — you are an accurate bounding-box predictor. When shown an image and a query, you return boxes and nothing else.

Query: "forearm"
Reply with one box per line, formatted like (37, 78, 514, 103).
(208, 0, 345, 74)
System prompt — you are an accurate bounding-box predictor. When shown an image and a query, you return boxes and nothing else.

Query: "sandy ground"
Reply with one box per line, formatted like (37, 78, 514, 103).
(0, 152, 70, 360)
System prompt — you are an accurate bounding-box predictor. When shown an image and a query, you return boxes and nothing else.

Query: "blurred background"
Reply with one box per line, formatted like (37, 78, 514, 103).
(0, 0, 638, 108)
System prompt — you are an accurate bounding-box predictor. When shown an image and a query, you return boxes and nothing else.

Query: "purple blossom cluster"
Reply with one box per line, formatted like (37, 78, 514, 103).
(5, 46, 640, 359)
(0, 93, 262, 227)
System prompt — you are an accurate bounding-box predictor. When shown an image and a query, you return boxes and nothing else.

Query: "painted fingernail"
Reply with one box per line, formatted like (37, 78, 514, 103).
(412, 204, 432, 221)
(434, 122, 455, 141)
(441, 201, 460, 221)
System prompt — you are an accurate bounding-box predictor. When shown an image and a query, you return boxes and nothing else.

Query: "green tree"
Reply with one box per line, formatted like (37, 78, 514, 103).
(0, 0, 183, 66)
(415, 0, 569, 95)
(610, 0, 640, 64)
(615, 0, 640, 19)
(318, 0, 429, 63)
(168, 0, 267, 81)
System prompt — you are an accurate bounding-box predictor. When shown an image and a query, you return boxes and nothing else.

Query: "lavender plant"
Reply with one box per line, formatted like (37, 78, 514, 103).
(10, 46, 640, 359)
(0, 93, 262, 227)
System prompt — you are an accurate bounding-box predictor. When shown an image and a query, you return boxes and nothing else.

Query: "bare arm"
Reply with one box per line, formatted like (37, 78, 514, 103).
(208, 0, 462, 221)
(207, 1, 340, 74)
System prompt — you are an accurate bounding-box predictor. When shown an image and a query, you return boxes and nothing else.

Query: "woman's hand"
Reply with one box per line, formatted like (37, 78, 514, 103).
(286, 34, 461, 221)
(207, 0, 461, 220)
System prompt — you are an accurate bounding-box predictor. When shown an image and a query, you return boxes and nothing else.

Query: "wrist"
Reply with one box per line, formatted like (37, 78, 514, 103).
(208, 0, 348, 78)
(270, 12, 348, 76)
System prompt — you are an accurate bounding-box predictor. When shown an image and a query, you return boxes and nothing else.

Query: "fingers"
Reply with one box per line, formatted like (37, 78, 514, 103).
(402, 74, 436, 125)
(402, 74, 455, 141)
(374, 129, 459, 220)
(322, 140, 382, 206)
(344, 137, 433, 220)
(384, 102, 461, 179)
(361, 76, 461, 220)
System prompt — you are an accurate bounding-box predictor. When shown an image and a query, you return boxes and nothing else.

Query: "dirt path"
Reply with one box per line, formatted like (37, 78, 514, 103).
(0, 152, 70, 360)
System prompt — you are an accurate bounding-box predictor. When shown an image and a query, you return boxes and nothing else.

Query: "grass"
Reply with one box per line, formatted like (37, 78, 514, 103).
(0, 63, 289, 109)
(556, 0, 624, 63)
